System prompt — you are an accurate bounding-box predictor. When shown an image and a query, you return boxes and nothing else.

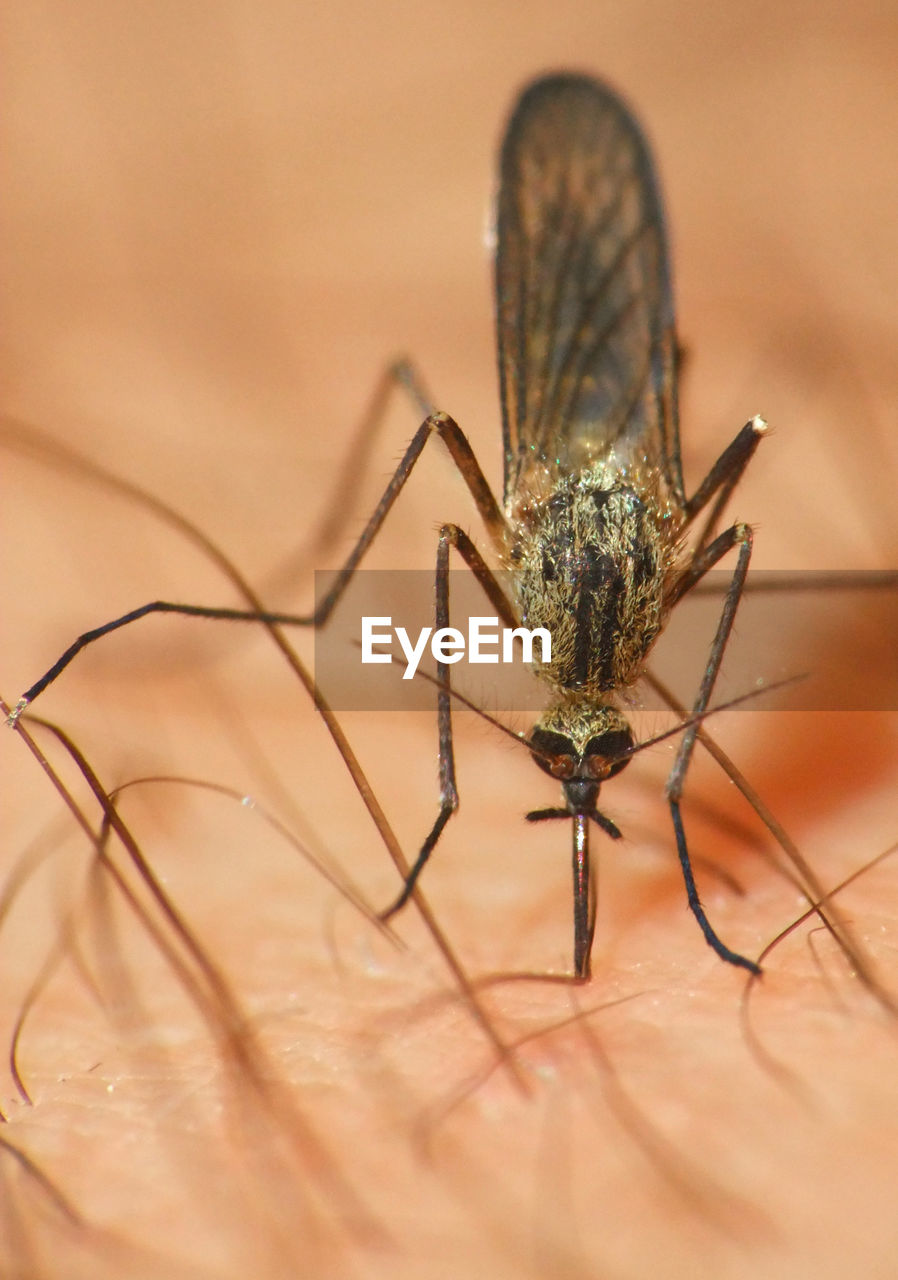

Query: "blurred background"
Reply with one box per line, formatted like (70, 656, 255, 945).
(2, 4, 898, 1278)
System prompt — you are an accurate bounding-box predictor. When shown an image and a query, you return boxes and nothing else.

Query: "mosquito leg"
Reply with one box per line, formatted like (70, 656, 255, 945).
(264, 358, 436, 594)
(8, 599, 321, 720)
(644, 666, 872, 988)
(435, 524, 520, 629)
(667, 488, 755, 612)
(696, 569, 898, 598)
(311, 411, 508, 627)
(664, 521, 762, 974)
(381, 529, 456, 918)
(682, 415, 767, 552)
(11, 411, 508, 719)
(381, 522, 518, 917)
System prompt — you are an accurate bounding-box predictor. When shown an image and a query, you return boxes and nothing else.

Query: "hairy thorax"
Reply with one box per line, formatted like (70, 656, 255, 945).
(506, 462, 682, 696)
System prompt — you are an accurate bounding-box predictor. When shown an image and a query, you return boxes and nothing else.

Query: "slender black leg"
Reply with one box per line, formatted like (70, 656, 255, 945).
(680, 415, 766, 553)
(665, 523, 762, 974)
(9, 600, 313, 719)
(11, 408, 508, 721)
(381, 522, 518, 916)
(307, 411, 508, 628)
(265, 357, 436, 587)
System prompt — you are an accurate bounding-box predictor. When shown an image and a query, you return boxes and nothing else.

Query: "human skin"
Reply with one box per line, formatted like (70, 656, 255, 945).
(2, 5, 898, 1278)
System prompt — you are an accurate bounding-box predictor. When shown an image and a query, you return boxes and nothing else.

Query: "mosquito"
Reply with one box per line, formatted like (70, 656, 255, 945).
(10, 72, 768, 980)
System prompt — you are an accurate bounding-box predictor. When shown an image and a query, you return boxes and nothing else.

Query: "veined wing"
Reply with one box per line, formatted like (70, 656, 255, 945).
(495, 73, 682, 507)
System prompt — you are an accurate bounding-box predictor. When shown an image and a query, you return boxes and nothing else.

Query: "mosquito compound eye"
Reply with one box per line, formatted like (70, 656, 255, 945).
(548, 754, 576, 780)
(528, 728, 577, 778)
(584, 728, 634, 779)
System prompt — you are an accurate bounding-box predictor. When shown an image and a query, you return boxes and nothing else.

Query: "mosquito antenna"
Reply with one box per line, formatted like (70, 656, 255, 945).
(610, 674, 808, 766)
(407, 658, 805, 771)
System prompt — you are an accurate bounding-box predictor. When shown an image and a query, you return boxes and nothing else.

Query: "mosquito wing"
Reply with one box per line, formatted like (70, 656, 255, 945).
(496, 73, 683, 508)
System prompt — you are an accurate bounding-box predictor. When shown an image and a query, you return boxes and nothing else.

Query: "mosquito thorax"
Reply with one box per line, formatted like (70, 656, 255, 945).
(506, 467, 680, 695)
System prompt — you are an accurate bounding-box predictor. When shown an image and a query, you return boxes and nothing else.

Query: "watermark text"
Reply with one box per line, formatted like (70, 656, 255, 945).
(361, 615, 551, 679)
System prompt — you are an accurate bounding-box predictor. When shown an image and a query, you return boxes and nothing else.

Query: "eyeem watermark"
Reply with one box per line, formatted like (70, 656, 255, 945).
(313, 568, 898, 710)
(361, 615, 551, 680)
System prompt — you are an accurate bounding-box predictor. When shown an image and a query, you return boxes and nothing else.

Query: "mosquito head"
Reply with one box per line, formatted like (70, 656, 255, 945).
(527, 700, 633, 820)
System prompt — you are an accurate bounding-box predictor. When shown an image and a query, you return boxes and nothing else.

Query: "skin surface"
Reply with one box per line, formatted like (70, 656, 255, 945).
(2, 4, 898, 1277)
